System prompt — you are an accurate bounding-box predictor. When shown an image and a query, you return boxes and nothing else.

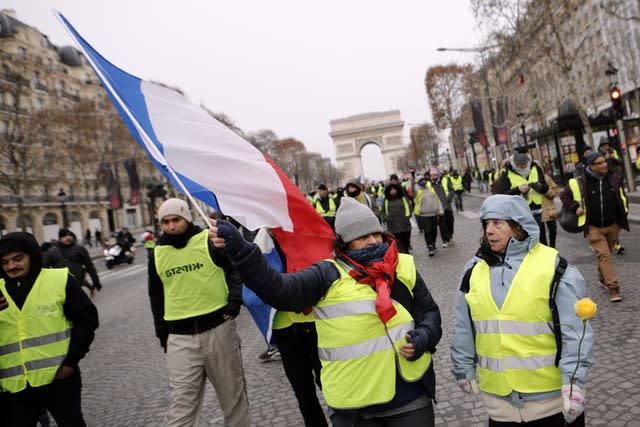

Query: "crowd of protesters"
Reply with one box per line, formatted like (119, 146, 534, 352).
(3, 143, 632, 425)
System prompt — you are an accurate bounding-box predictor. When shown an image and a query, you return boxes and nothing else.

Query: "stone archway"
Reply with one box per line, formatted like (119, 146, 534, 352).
(329, 110, 405, 181)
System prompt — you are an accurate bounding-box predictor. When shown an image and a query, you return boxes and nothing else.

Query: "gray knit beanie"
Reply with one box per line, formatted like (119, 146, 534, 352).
(157, 198, 192, 222)
(334, 198, 383, 243)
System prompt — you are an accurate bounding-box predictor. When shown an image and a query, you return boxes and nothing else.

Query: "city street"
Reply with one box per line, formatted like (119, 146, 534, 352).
(79, 194, 640, 426)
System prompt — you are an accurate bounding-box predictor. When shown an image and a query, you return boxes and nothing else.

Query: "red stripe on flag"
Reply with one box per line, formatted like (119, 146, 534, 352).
(264, 155, 334, 272)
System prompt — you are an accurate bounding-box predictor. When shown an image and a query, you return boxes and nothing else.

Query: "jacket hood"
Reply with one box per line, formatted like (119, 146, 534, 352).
(0, 232, 43, 281)
(384, 183, 404, 199)
(479, 195, 540, 240)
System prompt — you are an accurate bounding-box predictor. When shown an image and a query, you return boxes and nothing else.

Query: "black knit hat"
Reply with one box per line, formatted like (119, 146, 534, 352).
(58, 228, 74, 238)
(586, 151, 605, 165)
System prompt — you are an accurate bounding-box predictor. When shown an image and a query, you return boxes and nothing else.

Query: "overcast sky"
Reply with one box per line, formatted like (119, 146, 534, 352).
(4, 1, 482, 180)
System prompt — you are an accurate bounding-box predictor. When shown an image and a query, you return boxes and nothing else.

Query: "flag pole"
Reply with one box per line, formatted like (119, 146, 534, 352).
(55, 10, 213, 228)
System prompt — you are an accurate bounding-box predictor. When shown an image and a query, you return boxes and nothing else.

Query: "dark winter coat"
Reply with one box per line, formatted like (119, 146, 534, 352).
(44, 241, 101, 289)
(382, 184, 412, 234)
(560, 169, 629, 233)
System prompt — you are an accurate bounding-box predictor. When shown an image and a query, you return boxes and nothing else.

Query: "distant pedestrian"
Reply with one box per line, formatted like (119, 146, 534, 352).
(414, 177, 443, 256)
(94, 229, 102, 248)
(382, 182, 412, 253)
(541, 174, 560, 248)
(44, 229, 102, 298)
(84, 229, 92, 247)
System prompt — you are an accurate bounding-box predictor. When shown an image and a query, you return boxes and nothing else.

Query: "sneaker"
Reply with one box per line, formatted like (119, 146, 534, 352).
(442, 242, 449, 248)
(609, 289, 623, 302)
(428, 247, 437, 257)
(614, 242, 625, 254)
(259, 346, 281, 362)
(598, 281, 607, 290)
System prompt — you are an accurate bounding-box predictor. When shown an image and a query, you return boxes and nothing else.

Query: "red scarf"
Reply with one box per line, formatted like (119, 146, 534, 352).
(339, 240, 399, 324)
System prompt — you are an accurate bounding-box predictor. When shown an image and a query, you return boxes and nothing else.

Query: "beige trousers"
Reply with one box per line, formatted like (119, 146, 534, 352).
(586, 223, 620, 289)
(481, 392, 563, 422)
(166, 320, 250, 427)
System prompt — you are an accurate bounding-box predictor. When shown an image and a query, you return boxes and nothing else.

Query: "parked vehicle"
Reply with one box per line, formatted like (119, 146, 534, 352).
(104, 244, 135, 269)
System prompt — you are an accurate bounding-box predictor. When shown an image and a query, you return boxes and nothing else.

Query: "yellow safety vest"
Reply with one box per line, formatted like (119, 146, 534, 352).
(427, 180, 449, 198)
(508, 167, 542, 206)
(313, 254, 431, 409)
(272, 310, 315, 330)
(383, 197, 410, 217)
(315, 197, 337, 218)
(567, 178, 586, 228)
(450, 176, 463, 191)
(412, 187, 438, 216)
(154, 230, 229, 321)
(144, 239, 155, 249)
(0, 268, 72, 393)
(465, 244, 562, 396)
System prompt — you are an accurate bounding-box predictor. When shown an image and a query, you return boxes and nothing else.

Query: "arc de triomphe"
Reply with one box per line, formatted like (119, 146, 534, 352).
(329, 110, 405, 182)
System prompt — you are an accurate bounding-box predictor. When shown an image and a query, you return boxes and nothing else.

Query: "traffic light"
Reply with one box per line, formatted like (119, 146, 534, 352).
(610, 86, 624, 119)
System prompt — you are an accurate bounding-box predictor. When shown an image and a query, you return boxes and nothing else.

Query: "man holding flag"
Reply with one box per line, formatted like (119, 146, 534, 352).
(148, 198, 249, 426)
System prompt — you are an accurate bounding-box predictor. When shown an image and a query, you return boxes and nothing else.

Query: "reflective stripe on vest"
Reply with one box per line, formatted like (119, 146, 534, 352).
(0, 268, 72, 393)
(154, 230, 229, 321)
(568, 178, 586, 227)
(313, 254, 430, 409)
(465, 244, 562, 396)
(508, 167, 542, 205)
(383, 197, 410, 217)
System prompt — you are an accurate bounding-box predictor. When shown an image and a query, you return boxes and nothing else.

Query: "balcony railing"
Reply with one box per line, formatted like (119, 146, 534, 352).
(0, 194, 108, 206)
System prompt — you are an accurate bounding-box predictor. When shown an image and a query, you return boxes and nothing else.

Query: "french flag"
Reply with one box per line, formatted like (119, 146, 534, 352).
(56, 12, 334, 272)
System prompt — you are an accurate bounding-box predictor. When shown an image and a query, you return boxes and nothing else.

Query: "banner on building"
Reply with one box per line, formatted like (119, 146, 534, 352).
(495, 96, 508, 145)
(124, 158, 140, 205)
(100, 162, 122, 210)
(471, 100, 489, 147)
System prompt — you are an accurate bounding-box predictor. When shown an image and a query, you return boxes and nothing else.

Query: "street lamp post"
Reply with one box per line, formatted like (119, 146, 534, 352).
(58, 188, 69, 228)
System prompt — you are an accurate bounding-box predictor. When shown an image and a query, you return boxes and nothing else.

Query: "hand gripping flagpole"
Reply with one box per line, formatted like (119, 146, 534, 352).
(55, 11, 212, 228)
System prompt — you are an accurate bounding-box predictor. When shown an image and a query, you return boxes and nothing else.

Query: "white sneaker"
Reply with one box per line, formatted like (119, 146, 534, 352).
(442, 242, 449, 248)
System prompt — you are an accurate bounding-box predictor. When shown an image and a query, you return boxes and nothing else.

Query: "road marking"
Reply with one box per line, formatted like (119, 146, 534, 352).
(99, 264, 146, 280)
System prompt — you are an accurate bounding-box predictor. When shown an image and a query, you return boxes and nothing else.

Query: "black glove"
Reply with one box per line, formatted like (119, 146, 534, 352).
(530, 182, 543, 193)
(224, 301, 241, 318)
(406, 329, 428, 361)
(215, 219, 254, 257)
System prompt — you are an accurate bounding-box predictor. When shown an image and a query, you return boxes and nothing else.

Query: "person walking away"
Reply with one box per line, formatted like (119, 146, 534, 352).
(314, 183, 337, 230)
(449, 170, 465, 211)
(0, 232, 99, 426)
(84, 229, 92, 248)
(428, 168, 455, 247)
(148, 198, 250, 426)
(462, 167, 473, 193)
(451, 195, 592, 426)
(381, 182, 412, 253)
(541, 174, 560, 248)
(210, 197, 442, 427)
(94, 229, 103, 248)
(493, 149, 549, 243)
(414, 177, 443, 256)
(560, 151, 628, 302)
(44, 229, 102, 298)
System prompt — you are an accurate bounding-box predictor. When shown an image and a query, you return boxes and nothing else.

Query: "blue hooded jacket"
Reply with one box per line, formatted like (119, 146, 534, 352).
(450, 195, 593, 407)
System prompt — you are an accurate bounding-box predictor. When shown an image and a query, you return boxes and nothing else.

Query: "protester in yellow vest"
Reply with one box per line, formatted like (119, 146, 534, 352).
(451, 195, 593, 426)
(211, 198, 442, 426)
(314, 183, 337, 230)
(493, 149, 549, 244)
(0, 232, 98, 425)
(148, 198, 250, 426)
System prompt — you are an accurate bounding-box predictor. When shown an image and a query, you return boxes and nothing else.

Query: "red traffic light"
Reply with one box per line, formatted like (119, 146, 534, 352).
(610, 87, 621, 101)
